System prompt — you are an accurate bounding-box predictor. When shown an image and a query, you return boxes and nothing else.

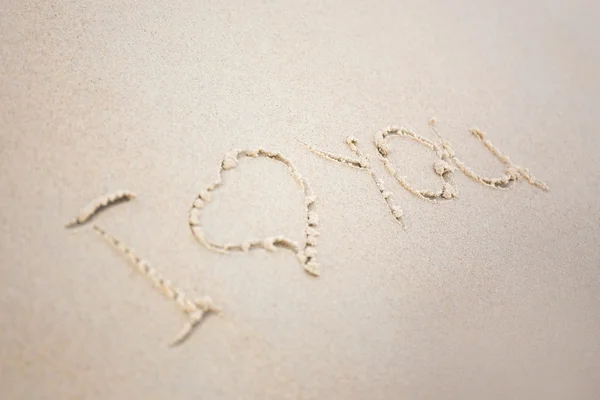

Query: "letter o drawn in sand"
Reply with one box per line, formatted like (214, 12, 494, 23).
(189, 148, 320, 277)
(374, 126, 458, 202)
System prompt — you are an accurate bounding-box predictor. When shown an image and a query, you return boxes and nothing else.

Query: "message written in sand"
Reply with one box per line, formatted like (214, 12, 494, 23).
(65, 122, 548, 345)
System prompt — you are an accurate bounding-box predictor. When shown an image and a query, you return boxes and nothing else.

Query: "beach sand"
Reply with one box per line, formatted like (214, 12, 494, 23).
(1, 0, 599, 398)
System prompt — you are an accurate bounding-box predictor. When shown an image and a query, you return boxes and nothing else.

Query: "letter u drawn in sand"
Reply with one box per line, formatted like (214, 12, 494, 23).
(430, 121, 549, 191)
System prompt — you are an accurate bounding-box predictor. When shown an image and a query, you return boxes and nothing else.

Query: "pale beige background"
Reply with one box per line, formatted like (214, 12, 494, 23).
(1, 0, 599, 399)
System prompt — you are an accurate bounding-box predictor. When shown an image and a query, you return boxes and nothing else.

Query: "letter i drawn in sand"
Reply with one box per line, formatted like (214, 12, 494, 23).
(66, 190, 218, 346)
(188, 148, 321, 277)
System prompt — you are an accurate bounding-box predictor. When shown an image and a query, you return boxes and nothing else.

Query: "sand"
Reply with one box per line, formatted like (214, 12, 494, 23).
(1, 0, 599, 399)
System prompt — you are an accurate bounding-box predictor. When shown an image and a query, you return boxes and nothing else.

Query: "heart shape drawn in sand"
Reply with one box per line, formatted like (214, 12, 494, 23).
(188, 148, 320, 277)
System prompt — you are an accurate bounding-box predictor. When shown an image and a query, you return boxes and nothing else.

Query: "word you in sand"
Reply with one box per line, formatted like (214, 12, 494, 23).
(301, 121, 547, 227)
(65, 122, 548, 345)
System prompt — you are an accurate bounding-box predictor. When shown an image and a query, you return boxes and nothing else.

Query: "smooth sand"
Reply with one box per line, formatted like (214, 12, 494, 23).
(1, 1, 599, 399)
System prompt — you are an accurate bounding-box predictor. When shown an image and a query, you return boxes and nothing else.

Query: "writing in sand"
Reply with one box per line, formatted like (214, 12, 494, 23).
(65, 121, 548, 345)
